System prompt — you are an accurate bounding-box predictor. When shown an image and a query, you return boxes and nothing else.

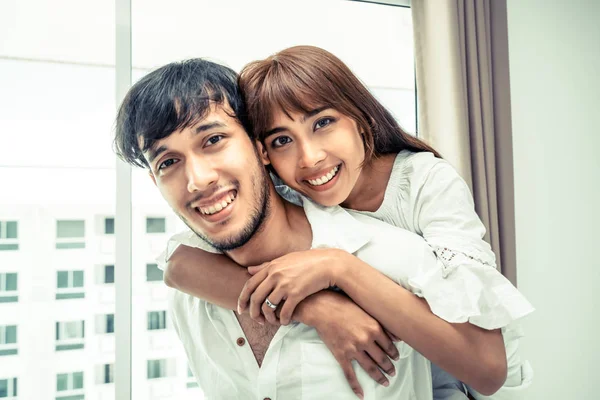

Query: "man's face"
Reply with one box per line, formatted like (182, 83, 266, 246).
(143, 103, 271, 251)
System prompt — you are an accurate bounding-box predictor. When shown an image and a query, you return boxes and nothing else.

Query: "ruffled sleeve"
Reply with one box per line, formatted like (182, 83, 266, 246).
(401, 153, 534, 329)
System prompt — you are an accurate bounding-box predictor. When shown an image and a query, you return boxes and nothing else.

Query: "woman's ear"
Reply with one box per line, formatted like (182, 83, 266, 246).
(256, 140, 271, 166)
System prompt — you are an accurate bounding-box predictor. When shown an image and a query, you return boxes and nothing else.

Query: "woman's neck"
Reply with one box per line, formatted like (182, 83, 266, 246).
(341, 153, 396, 212)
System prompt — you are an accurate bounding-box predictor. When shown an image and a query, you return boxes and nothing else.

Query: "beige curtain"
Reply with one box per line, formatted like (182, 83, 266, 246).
(412, 0, 517, 284)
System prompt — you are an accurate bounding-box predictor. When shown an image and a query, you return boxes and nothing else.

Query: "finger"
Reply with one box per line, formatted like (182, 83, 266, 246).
(378, 331, 400, 361)
(248, 279, 276, 321)
(366, 343, 396, 377)
(335, 356, 363, 399)
(238, 269, 268, 313)
(261, 289, 284, 325)
(384, 328, 401, 343)
(247, 262, 269, 276)
(355, 351, 389, 387)
(277, 294, 299, 326)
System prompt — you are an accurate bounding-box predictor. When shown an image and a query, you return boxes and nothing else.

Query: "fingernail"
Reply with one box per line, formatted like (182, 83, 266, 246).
(383, 381, 389, 387)
(389, 370, 396, 377)
(393, 355, 399, 361)
(354, 392, 364, 399)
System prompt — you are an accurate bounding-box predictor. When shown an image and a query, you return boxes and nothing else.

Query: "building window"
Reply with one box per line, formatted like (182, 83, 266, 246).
(56, 371, 84, 391)
(0, 325, 17, 357)
(104, 217, 114, 234)
(56, 220, 85, 249)
(0, 221, 18, 251)
(95, 314, 114, 334)
(95, 363, 114, 384)
(0, 378, 17, 398)
(186, 365, 198, 389)
(56, 270, 85, 300)
(147, 311, 166, 330)
(146, 217, 166, 234)
(0, 273, 18, 303)
(55, 321, 85, 351)
(103, 265, 114, 284)
(146, 263, 163, 282)
(147, 359, 174, 380)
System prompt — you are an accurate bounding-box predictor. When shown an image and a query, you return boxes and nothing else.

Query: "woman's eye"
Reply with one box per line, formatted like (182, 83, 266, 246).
(271, 136, 292, 148)
(158, 158, 177, 170)
(315, 117, 334, 130)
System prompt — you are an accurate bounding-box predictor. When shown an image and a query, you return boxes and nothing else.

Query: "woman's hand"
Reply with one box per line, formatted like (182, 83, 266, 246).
(296, 291, 401, 399)
(237, 248, 347, 325)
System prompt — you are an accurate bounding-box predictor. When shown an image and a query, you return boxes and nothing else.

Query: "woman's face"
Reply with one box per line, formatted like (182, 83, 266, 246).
(262, 107, 366, 207)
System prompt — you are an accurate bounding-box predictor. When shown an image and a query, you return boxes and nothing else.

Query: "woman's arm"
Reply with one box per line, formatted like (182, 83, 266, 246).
(333, 250, 507, 396)
(164, 244, 250, 312)
(238, 248, 507, 396)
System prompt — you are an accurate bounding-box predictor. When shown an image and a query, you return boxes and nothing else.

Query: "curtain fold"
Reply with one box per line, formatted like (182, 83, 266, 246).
(411, 0, 517, 284)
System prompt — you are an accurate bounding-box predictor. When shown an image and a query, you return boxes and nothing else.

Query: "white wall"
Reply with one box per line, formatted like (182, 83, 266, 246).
(507, 1, 600, 398)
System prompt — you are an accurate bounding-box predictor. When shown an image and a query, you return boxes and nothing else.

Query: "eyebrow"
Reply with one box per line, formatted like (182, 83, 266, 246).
(264, 106, 331, 138)
(145, 121, 227, 165)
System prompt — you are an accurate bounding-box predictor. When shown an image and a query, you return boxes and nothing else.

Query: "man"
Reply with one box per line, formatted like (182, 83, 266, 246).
(114, 59, 508, 399)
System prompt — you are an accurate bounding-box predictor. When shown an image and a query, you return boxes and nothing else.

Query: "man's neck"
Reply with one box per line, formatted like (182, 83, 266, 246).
(226, 187, 312, 267)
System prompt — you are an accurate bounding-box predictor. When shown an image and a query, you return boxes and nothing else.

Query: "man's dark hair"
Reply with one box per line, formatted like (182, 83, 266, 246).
(114, 59, 251, 168)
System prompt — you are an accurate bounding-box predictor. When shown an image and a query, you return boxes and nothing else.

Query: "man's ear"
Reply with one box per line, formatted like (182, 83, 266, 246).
(256, 140, 271, 166)
(149, 170, 157, 186)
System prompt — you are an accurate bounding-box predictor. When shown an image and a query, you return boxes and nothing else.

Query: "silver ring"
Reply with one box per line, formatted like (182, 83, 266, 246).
(265, 298, 278, 310)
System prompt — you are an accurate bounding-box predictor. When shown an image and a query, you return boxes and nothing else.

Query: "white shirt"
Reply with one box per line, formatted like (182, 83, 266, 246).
(160, 199, 439, 400)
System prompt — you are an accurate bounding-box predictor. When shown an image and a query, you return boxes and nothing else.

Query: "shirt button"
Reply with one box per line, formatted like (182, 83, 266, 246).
(236, 337, 246, 346)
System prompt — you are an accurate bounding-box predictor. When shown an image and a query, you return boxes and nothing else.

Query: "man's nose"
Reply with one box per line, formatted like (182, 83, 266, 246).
(186, 157, 218, 193)
(298, 140, 326, 169)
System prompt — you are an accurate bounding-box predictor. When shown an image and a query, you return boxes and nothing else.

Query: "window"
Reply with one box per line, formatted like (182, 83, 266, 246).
(55, 321, 85, 351)
(0, 378, 17, 398)
(187, 365, 198, 389)
(56, 371, 84, 391)
(0, 221, 18, 251)
(56, 270, 85, 300)
(104, 217, 114, 234)
(0, 274, 17, 303)
(56, 220, 85, 249)
(147, 311, 166, 330)
(146, 217, 166, 233)
(146, 263, 163, 282)
(95, 363, 114, 384)
(103, 265, 114, 284)
(0, 325, 17, 357)
(147, 359, 175, 379)
(95, 314, 114, 334)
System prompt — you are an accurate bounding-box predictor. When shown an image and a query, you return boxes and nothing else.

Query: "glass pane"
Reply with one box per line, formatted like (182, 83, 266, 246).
(73, 271, 84, 287)
(104, 217, 115, 234)
(56, 220, 85, 238)
(6, 221, 17, 239)
(0, 379, 6, 397)
(56, 374, 68, 391)
(106, 314, 115, 333)
(57, 271, 69, 289)
(146, 263, 163, 282)
(146, 217, 166, 233)
(104, 265, 115, 283)
(73, 371, 84, 390)
(5, 325, 17, 344)
(5, 273, 17, 291)
(0, 1, 115, 398)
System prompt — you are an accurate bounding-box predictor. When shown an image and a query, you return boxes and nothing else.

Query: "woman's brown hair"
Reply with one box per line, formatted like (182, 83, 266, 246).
(238, 45, 440, 163)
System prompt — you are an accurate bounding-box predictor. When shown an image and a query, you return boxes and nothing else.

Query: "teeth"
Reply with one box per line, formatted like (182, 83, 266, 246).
(308, 166, 339, 186)
(199, 192, 237, 215)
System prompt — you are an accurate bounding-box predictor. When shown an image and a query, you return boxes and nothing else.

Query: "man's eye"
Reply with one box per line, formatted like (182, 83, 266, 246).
(206, 135, 224, 146)
(158, 158, 177, 170)
(315, 117, 335, 130)
(271, 136, 292, 148)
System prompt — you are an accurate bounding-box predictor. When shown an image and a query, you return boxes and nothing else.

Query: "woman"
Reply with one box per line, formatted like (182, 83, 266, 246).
(166, 46, 533, 399)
